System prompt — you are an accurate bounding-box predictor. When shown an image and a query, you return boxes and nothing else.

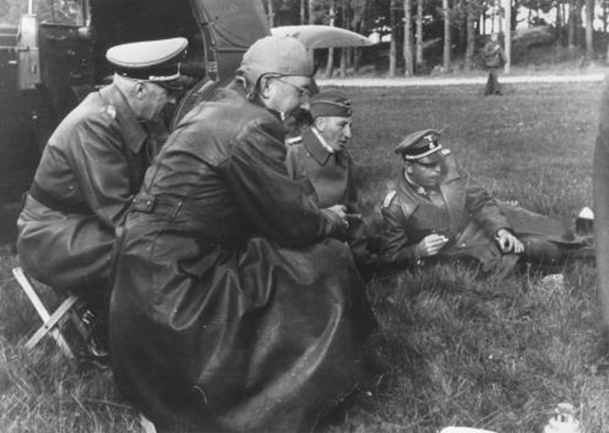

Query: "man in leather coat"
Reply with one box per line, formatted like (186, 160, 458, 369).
(16, 38, 196, 351)
(110, 36, 373, 432)
(380, 129, 584, 273)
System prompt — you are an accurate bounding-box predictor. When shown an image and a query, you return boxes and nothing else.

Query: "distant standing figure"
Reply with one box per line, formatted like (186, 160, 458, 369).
(482, 33, 506, 96)
(380, 129, 585, 274)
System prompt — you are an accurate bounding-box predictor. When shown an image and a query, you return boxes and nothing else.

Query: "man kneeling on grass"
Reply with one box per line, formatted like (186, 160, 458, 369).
(379, 129, 587, 274)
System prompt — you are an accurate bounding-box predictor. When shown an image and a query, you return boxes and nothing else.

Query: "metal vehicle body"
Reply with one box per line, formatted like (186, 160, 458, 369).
(0, 0, 269, 203)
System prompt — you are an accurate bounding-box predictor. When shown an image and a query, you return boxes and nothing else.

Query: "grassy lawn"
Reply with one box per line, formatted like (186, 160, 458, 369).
(0, 81, 606, 432)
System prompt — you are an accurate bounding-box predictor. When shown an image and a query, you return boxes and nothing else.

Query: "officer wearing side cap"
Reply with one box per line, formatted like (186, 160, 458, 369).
(285, 89, 383, 269)
(110, 36, 373, 432)
(379, 129, 584, 274)
(286, 88, 356, 209)
(16, 37, 197, 354)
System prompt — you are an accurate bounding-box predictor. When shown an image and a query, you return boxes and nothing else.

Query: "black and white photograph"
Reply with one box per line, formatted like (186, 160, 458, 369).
(0, 0, 606, 432)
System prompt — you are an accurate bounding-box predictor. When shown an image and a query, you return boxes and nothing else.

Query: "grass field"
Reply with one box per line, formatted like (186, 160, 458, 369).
(0, 81, 606, 432)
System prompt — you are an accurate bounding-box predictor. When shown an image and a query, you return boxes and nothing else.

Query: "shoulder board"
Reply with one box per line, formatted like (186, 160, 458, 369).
(286, 136, 303, 146)
(382, 190, 397, 208)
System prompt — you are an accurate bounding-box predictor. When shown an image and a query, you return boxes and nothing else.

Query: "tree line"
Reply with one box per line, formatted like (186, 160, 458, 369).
(0, 0, 606, 75)
(265, 0, 607, 76)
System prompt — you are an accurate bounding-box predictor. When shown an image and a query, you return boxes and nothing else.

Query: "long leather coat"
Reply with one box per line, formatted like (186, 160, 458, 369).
(16, 85, 155, 293)
(380, 152, 580, 270)
(110, 82, 373, 432)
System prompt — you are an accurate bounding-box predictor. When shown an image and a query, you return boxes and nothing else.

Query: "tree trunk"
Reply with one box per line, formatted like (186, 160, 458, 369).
(568, 0, 577, 49)
(308, 0, 315, 24)
(504, 0, 511, 73)
(301, 0, 306, 24)
(389, 0, 397, 76)
(603, 0, 607, 34)
(351, 0, 366, 74)
(325, 0, 336, 78)
(267, 0, 274, 27)
(416, 0, 423, 70)
(403, 0, 414, 75)
(465, 0, 475, 71)
(585, 0, 594, 58)
(556, 2, 562, 43)
(443, 0, 451, 71)
(340, 47, 348, 76)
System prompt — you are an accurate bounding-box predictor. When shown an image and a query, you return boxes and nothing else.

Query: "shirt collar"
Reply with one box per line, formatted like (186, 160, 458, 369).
(302, 128, 333, 165)
(311, 127, 335, 154)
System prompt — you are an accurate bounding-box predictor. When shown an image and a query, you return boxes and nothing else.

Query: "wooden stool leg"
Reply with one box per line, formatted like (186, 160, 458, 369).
(12, 267, 77, 358)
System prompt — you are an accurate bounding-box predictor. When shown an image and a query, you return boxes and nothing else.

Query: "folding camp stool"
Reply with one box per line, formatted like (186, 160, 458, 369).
(12, 266, 90, 358)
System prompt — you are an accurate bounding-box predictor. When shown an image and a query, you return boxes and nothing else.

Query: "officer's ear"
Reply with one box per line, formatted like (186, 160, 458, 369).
(405, 161, 414, 174)
(134, 81, 147, 100)
(258, 75, 273, 99)
(314, 117, 325, 132)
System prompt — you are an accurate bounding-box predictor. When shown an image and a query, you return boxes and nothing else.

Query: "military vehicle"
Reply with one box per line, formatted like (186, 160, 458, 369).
(0, 0, 372, 210)
(0, 0, 271, 204)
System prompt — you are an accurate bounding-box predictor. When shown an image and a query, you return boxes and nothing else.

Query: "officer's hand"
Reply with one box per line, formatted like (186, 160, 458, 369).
(416, 234, 449, 258)
(327, 205, 348, 228)
(495, 229, 524, 254)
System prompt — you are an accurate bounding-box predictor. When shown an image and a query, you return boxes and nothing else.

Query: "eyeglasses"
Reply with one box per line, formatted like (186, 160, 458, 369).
(271, 76, 311, 98)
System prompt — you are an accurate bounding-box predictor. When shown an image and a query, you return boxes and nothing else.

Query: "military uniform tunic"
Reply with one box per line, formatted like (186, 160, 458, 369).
(380, 152, 581, 270)
(17, 84, 154, 293)
(285, 127, 356, 208)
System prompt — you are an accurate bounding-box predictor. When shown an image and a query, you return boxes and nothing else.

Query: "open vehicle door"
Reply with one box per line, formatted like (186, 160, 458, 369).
(0, 0, 270, 204)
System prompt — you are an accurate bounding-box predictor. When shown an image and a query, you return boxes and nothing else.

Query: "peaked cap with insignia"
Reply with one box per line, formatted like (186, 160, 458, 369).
(107, 37, 196, 91)
(394, 129, 443, 161)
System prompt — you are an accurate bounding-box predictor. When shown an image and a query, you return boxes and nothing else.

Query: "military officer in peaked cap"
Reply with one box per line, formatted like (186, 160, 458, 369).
(379, 129, 584, 274)
(16, 37, 198, 357)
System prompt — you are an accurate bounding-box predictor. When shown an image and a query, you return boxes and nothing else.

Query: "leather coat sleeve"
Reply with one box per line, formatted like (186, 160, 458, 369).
(594, 76, 609, 331)
(225, 118, 345, 246)
(462, 168, 511, 239)
(68, 116, 138, 229)
(379, 201, 416, 265)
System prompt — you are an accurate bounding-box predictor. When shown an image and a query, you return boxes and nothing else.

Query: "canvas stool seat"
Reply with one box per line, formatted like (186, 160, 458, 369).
(12, 266, 90, 358)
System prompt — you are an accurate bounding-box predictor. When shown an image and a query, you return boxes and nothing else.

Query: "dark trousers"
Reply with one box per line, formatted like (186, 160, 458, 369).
(485, 67, 502, 95)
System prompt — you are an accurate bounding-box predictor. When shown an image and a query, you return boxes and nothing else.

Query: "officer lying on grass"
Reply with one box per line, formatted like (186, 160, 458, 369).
(379, 129, 587, 275)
